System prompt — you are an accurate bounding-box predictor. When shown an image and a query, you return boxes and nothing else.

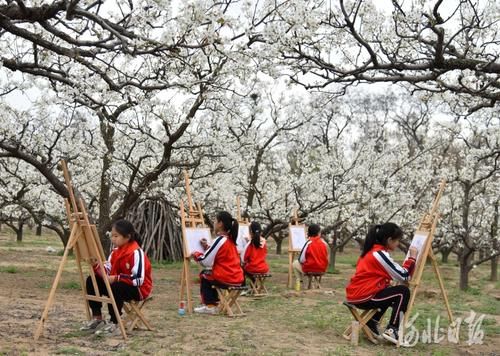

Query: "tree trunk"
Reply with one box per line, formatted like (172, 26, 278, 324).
(36, 223, 42, 236)
(491, 255, 498, 282)
(490, 203, 498, 282)
(459, 251, 472, 291)
(329, 231, 337, 271)
(337, 244, 344, 253)
(275, 238, 283, 255)
(16, 220, 24, 242)
(441, 248, 451, 263)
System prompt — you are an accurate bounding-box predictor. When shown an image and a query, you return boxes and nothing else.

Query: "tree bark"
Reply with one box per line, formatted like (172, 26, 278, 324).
(16, 219, 23, 242)
(441, 248, 451, 263)
(491, 255, 498, 282)
(459, 249, 473, 290)
(275, 238, 283, 255)
(491, 238, 498, 282)
(36, 223, 42, 236)
(329, 231, 337, 271)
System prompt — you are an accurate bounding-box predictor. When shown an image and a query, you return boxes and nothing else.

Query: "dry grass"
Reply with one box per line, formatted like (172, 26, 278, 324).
(0, 229, 498, 355)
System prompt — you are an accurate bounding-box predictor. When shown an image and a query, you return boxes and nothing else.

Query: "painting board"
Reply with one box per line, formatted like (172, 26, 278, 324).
(184, 227, 212, 257)
(236, 224, 250, 252)
(406, 230, 429, 268)
(289, 225, 307, 252)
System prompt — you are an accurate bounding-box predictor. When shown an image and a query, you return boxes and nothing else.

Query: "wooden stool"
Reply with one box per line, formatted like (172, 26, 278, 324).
(304, 272, 323, 289)
(247, 273, 271, 296)
(122, 296, 154, 332)
(342, 301, 380, 345)
(213, 284, 247, 317)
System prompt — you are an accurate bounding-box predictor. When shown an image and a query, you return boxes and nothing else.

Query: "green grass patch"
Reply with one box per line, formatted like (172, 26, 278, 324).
(55, 347, 85, 355)
(0, 266, 18, 273)
(61, 281, 80, 290)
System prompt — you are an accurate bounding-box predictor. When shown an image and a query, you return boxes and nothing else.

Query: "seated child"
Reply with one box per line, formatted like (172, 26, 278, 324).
(191, 211, 244, 314)
(293, 223, 329, 289)
(241, 221, 269, 283)
(345, 222, 417, 345)
(81, 219, 153, 335)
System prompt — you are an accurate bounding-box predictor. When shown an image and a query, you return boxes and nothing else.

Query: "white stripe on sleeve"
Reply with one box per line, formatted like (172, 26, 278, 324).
(374, 250, 411, 282)
(198, 236, 226, 268)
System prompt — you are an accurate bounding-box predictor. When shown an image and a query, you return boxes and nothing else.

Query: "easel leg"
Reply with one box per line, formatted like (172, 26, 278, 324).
(288, 252, 293, 289)
(34, 228, 78, 341)
(429, 252, 454, 323)
(405, 281, 419, 326)
(181, 258, 193, 313)
(74, 248, 91, 321)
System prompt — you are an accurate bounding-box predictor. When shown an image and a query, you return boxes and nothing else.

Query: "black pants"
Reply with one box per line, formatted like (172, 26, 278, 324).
(243, 270, 256, 284)
(200, 274, 244, 305)
(86, 275, 140, 323)
(353, 285, 410, 328)
(200, 277, 219, 305)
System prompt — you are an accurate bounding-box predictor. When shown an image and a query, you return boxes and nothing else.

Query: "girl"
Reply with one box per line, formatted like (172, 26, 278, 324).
(241, 221, 269, 281)
(80, 219, 153, 335)
(191, 211, 244, 314)
(293, 224, 329, 288)
(345, 223, 417, 345)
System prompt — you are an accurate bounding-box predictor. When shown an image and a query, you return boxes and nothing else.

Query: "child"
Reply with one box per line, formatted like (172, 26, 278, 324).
(241, 221, 269, 282)
(80, 219, 153, 335)
(191, 211, 244, 314)
(345, 223, 417, 345)
(292, 224, 329, 288)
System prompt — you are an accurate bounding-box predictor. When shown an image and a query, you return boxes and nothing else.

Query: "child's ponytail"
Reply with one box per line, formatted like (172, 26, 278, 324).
(360, 222, 403, 257)
(216, 211, 239, 244)
(250, 221, 262, 248)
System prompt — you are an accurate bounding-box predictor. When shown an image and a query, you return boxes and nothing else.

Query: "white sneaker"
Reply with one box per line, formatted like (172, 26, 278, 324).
(382, 326, 399, 345)
(194, 305, 219, 315)
(79, 319, 105, 331)
(95, 323, 121, 336)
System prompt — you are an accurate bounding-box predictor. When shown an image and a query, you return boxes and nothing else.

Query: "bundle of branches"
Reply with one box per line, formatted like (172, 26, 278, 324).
(126, 198, 183, 262)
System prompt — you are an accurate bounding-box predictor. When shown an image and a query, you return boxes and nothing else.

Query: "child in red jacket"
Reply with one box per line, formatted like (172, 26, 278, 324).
(241, 221, 269, 281)
(191, 211, 244, 314)
(293, 224, 329, 288)
(345, 223, 417, 345)
(80, 219, 153, 335)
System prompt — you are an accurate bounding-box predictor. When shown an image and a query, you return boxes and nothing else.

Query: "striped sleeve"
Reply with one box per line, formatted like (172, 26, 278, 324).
(119, 248, 145, 286)
(373, 250, 415, 282)
(298, 241, 311, 264)
(197, 236, 226, 268)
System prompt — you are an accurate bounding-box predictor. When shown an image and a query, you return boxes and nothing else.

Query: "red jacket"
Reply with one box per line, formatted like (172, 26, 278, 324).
(193, 234, 244, 285)
(242, 238, 269, 274)
(96, 240, 153, 300)
(299, 236, 329, 273)
(346, 244, 416, 303)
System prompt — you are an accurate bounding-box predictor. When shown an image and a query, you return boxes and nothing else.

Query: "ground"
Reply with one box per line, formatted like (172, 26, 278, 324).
(0, 230, 498, 356)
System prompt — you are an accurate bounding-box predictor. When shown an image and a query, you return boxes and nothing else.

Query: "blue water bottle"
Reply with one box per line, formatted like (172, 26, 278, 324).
(178, 300, 186, 316)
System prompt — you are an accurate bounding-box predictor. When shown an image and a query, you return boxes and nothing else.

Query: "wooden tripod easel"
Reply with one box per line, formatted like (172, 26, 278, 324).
(236, 196, 249, 225)
(34, 161, 127, 340)
(405, 179, 454, 326)
(179, 171, 206, 314)
(235, 196, 250, 252)
(287, 209, 306, 288)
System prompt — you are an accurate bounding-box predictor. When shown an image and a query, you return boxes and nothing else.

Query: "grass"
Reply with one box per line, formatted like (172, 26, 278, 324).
(0, 266, 18, 273)
(54, 347, 85, 355)
(0, 229, 498, 355)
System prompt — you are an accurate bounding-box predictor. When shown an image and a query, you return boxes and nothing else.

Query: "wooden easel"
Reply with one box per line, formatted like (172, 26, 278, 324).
(236, 196, 249, 225)
(179, 170, 206, 314)
(235, 196, 250, 252)
(287, 209, 305, 288)
(34, 161, 127, 340)
(405, 179, 454, 326)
